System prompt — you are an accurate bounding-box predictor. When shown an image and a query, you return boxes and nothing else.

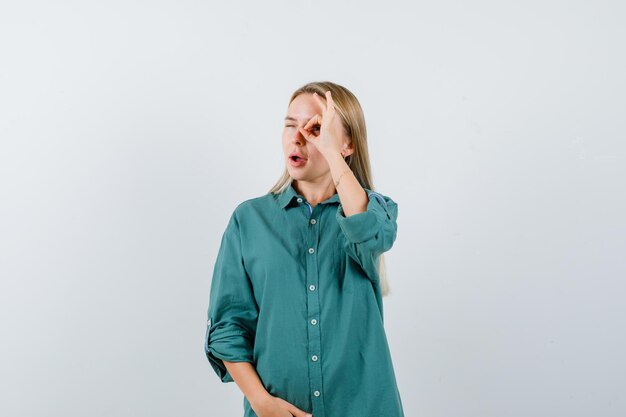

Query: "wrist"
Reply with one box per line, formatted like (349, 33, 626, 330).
(323, 148, 345, 163)
(248, 390, 272, 410)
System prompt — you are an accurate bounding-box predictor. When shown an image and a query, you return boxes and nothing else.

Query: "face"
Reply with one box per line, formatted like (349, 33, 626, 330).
(282, 93, 332, 182)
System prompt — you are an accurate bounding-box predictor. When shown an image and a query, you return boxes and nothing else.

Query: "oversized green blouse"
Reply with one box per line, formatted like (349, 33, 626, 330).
(204, 181, 405, 417)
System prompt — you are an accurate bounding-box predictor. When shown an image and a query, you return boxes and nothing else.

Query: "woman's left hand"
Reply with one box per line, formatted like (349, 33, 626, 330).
(298, 91, 348, 159)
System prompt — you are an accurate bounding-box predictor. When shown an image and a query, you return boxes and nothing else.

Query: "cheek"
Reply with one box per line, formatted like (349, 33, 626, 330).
(308, 148, 330, 167)
(281, 134, 290, 149)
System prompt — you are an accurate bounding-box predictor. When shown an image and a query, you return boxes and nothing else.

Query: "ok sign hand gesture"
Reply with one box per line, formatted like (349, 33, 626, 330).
(298, 91, 349, 160)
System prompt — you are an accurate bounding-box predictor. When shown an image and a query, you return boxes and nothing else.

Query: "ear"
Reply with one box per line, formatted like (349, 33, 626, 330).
(341, 141, 355, 158)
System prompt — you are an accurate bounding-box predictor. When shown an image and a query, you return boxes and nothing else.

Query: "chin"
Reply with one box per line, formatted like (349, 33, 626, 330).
(287, 169, 306, 179)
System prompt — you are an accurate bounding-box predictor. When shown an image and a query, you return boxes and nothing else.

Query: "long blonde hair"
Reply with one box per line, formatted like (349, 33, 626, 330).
(268, 81, 393, 296)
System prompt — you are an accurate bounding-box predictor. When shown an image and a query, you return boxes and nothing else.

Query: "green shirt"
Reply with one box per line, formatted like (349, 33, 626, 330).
(204, 181, 405, 417)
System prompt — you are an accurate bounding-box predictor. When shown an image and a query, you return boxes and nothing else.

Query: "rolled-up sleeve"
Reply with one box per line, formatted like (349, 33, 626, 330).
(336, 189, 398, 284)
(204, 210, 259, 383)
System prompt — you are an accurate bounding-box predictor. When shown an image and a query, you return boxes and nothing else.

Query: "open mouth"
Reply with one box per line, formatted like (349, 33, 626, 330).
(290, 155, 306, 162)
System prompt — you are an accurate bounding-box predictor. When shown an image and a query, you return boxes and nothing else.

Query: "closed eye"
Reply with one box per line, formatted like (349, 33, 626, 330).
(284, 125, 320, 132)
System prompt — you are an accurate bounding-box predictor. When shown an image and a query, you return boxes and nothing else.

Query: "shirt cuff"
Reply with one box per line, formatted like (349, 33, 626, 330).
(206, 327, 255, 383)
(336, 190, 391, 243)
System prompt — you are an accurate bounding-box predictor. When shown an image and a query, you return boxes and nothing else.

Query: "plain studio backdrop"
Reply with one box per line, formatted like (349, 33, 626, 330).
(1, 1, 624, 416)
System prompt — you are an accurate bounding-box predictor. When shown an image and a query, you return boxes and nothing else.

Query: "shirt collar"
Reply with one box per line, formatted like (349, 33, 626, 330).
(278, 181, 340, 209)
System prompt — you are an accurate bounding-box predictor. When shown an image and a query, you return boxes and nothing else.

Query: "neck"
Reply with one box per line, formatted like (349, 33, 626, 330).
(292, 178, 336, 206)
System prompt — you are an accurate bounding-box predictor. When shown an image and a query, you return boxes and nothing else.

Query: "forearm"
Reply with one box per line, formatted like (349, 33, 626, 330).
(223, 360, 271, 408)
(326, 151, 368, 216)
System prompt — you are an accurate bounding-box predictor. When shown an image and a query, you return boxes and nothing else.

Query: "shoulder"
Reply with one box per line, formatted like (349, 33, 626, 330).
(230, 191, 277, 220)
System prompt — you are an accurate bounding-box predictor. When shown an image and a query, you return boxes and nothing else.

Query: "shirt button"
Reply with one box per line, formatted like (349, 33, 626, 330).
(310, 218, 316, 224)
(207, 319, 211, 326)
(309, 284, 316, 291)
(311, 355, 318, 361)
(308, 247, 315, 254)
(297, 197, 303, 203)
(310, 319, 317, 325)
(314, 390, 320, 397)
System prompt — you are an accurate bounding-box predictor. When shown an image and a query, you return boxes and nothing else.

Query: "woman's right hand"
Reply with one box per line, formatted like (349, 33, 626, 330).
(252, 393, 313, 417)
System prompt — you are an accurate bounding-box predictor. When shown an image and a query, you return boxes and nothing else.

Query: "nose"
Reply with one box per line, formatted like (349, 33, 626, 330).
(291, 127, 306, 145)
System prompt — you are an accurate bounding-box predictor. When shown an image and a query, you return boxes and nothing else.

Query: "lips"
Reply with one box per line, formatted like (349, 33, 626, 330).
(289, 151, 307, 162)
(288, 151, 307, 167)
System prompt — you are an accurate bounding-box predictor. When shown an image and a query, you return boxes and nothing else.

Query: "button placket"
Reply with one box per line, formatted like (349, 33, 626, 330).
(305, 203, 325, 416)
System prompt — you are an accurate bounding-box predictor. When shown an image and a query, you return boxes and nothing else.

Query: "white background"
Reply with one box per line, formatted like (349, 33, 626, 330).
(1, 1, 625, 416)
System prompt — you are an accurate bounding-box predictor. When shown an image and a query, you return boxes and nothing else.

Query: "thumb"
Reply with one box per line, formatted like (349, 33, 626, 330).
(288, 404, 312, 417)
(298, 127, 314, 143)
(277, 396, 312, 417)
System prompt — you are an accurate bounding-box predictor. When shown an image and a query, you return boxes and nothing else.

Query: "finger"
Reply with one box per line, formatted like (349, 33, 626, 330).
(303, 114, 321, 131)
(312, 91, 327, 113)
(298, 126, 314, 142)
(324, 91, 335, 114)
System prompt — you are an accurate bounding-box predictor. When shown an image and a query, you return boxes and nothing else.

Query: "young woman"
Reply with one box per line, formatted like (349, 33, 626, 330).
(204, 81, 404, 417)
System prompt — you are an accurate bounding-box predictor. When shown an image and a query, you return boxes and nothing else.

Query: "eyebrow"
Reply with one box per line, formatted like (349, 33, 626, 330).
(284, 116, 307, 123)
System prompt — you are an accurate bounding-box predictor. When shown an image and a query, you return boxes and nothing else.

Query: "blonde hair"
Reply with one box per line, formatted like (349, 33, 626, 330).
(268, 81, 393, 297)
